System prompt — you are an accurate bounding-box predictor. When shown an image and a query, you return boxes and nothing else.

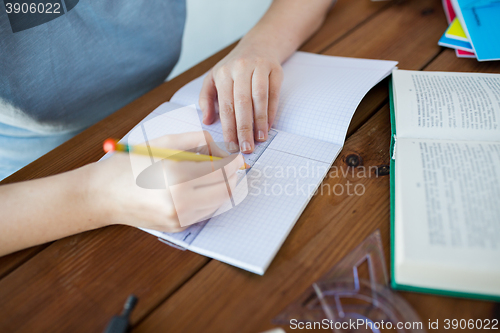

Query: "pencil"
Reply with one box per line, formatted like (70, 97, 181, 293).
(103, 139, 250, 169)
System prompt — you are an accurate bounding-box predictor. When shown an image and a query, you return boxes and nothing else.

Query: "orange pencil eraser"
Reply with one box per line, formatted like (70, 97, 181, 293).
(103, 139, 117, 153)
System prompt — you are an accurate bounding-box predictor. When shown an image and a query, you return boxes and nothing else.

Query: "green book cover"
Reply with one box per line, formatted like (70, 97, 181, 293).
(388, 78, 500, 302)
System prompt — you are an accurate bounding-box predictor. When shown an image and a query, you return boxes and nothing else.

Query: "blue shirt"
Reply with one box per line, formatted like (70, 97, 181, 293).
(0, 0, 186, 133)
(0, 0, 186, 178)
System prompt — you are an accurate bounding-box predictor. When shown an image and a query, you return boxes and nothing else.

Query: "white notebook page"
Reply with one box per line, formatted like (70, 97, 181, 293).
(190, 147, 337, 274)
(139, 106, 342, 262)
(170, 51, 397, 145)
(113, 51, 397, 274)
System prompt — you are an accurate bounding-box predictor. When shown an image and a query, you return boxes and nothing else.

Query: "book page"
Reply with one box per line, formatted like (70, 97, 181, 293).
(393, 70, 500, 141)
(171, 51, 397, 146)
(395, 138, 500, 295)
(395, 138, 500, 269)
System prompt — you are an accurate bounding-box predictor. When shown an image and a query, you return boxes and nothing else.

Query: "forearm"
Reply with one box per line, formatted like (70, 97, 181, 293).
(238, 0, 333, 62)
(0, 165, 104, 256)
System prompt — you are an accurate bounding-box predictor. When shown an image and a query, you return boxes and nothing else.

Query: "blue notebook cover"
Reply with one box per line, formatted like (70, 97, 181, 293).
(451, 0, 500, 61)
(438, 34, 474, 52)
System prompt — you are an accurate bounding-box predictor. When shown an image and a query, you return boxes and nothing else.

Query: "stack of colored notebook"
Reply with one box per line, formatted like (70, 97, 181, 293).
(439, 0, 500, 61)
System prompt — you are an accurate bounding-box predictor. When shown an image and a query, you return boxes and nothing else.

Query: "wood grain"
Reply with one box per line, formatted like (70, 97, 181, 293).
(425, 48, 500, 73)
(134, 103, 395, 333)
(0, 1, 401, 332)
(0, 0, 498, 332)
(323, 0, 449, 137)
(134, 1, 499, 332)
(0, 0, 390, 186)
(324, 0, 447, 69)
(300, 0, 391, 53)
(0, 44, 235, 332)
(0, 226, 209, 332)
(0, 245, 46, 279)
(0, 0, 391, 278)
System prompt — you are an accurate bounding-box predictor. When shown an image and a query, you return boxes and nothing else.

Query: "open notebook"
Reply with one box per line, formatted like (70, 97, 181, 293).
(111, 52, 397, 274)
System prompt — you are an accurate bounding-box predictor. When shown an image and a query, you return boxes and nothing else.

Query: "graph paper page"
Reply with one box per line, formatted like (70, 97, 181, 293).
(171, 51, 397, 146)
(189, 144, 340, 274)
(104, 51, 396, 273)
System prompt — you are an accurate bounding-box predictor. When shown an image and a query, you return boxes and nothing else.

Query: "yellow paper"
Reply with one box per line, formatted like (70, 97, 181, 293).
(445, 18, 469, 42)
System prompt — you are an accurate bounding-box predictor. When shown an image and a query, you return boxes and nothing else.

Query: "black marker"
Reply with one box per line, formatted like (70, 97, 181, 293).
(104, 295, 138, 333)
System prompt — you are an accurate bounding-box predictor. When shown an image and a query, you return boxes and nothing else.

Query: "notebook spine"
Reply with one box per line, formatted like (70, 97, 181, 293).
(157, 238, 187, 251)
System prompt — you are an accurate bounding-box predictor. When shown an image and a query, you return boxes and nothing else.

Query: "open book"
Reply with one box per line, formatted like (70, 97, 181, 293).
(391, 69, 500, 299)
(113, 52, 397, 274)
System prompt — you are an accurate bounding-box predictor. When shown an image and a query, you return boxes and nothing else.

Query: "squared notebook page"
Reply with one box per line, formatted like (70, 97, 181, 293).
(189, 146, 338, 274)
(169, 51, 398, 146)
(102, 99, 342, 273)
(276, 52, 396, 145)
(148, 129, 342, 255)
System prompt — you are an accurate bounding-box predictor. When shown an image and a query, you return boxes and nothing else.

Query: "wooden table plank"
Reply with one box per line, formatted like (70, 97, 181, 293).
(319, 0, 448, 134)
(0, 0, 390, 279)
(0, 245, 46, 279)
(325, 0, 446, 70)
(135, 103, 395, 333)
(426, 48, 500, 73)
(134, 1, 499, 332)
(0, 0, 388, 186)
(0, 227, 209, 332)
(300, 0, 391, 53)
(0, 2, 397, 331)
(0, 44, 237, 283)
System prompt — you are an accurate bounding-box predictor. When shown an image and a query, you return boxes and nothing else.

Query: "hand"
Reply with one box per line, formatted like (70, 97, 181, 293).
(199, 43, 284, 153)
(88, 131, 244, 232)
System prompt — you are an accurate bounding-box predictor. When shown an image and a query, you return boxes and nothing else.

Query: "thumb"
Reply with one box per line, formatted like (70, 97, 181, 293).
(210, 153, 245, 177)
(148, 131, 228, 158)
(148, 131, 209, 151)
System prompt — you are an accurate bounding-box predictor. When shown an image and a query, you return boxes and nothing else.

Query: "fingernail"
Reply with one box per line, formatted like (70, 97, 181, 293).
(241, 141, 251, 153)
(228, 141, 238, 152)
(258, 130, 265, 141)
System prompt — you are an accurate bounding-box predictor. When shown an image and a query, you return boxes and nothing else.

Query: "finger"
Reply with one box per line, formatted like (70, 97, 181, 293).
(199, 72, 217, 125)
(268, 67, 283, 129)
(155, 224, 187, 233)
(185, 172, 238, 225)
(215, 75, 239, 152)
(208, 153, 245, 178)
(225, 169, 238, 196)
(233, 71, 254, 153)
(207, 141, 229, 158)
(148, 131, 208, 151)
(191, 207, 219, 224)
(163, 154, 243, 185)
(147, 131, 228, 159)
(171, 173, 237, 227)
(252, 67, 269, 142)
(216, 153, 245, 177)
(190, 173, 237, 210)
(200, 131, 229, 158)
(182, 202, 227, 226)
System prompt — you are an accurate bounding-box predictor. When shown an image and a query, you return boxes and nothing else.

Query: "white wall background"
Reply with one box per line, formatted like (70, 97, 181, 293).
(167, 0, 273, 80)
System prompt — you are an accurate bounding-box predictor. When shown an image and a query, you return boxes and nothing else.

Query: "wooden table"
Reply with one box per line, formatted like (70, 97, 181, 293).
(1, 0, 499, 332)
